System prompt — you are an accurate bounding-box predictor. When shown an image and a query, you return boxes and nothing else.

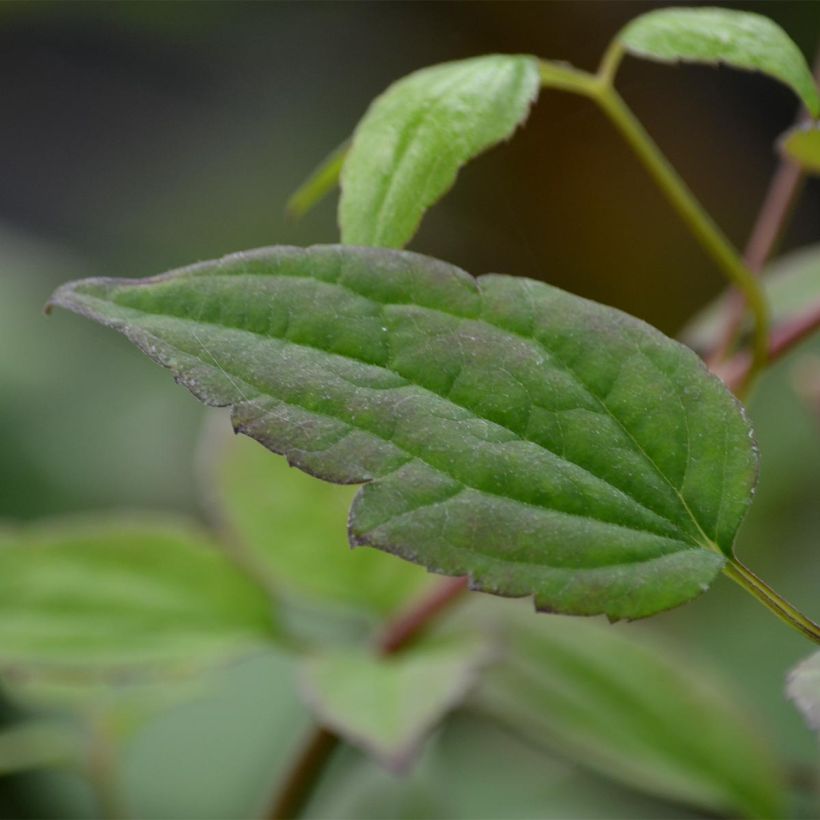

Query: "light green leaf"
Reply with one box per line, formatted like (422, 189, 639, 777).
(682, 242, 820, 354)
(780, 123, 820, 173)
(207, 429, 430, 617)
(0, 516, 276, 675)
(473, 602, 784, 819)
(49, 245, 757, 621)
(787, 651, 820, 734)
(339, 55, 540, 248)
(618, 7, 820, 117)
(299, 637, 492, 770)
(287, 139, 349, 219)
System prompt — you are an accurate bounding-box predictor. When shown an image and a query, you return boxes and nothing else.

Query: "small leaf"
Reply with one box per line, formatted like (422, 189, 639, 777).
(780, 123, 820, 173)
(786, 651, 820, 734)
(683, 242, 820, 354)
(0, 516, 276, 675)
(299, 637, 492, 770)
(49, 245, 757, 621)
(287, 139, 349, 219)
(339, 55, 540, 248)
(473, 602, 784, 819)
(208, 429, 430, 617)
(618, 7, 820, 117)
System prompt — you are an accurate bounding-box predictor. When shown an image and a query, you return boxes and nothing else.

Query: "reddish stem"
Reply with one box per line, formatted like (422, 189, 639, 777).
(719, 303, 820, 393)
(267, 575, 469, 820)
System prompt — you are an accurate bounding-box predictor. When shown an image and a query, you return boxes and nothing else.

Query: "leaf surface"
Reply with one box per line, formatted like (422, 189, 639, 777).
(49, 245, 758, 620)
(299, 637, 491, 770)
(780, 123, 820, 173)
(618, 7, 820, 117)
(339, 55, 540, 248)
(472, 602, 783, 819)
(208, 430, 430, 617)
(0, 516, 276, 675)
(787, 651, 820, 734)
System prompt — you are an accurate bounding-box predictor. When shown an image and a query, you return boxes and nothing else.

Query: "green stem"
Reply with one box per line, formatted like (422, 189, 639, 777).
(724, 559, 820, 645)
(538, 60, 770, 396)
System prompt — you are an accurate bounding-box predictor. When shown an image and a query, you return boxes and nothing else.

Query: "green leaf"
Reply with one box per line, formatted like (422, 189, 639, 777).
(787, 651, 820, 734)
(683, 242, 820, 354)
(287, 139, 349, 219)
(299, 637, 492, 770)
(473, 602, 784, 819)
(49, 245, 757, 621)
(780, 123, 820, 173)
(207, 429, 430, 617)
(0, 516, 276, 675)
(618, 7, 820, 117)
(339, 55, 540, 248)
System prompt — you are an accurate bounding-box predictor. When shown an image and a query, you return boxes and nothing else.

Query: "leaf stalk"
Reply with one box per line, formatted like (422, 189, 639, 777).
(724, 559, 820, 645)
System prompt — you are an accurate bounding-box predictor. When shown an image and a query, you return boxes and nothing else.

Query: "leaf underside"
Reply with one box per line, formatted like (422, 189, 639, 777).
(339, 54, 540, 248)
(50, 245, 758, 621)
(619, 7, 820, 118)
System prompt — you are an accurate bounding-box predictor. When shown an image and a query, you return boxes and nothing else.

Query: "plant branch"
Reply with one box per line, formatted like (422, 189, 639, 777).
(724, 559, 820, 645)
(267, 575, 469, 820)
(539, 61, 769, 396)
(717, 301, 820, 393)
(708, 48, 820, 367)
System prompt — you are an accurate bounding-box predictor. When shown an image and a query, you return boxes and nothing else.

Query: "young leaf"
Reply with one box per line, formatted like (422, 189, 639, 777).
(472, 603, 783, 819)
(49, 245, 757, 621)
(786, 651, 820, 734)
(339, 55, 540, 248)
(207, 430, 430, 617)
(299, 637, 492, 770)
(287, 139, 349, 220)
(780, 123, 820, 174)
(0, 516, 276, 675)
(617, 7, 820, 117)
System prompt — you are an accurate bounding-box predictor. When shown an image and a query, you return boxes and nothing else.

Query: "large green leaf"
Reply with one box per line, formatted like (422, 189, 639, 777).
(617, 7, 820, 117)
(0, 516, 276, 674)
(471, 602, 783, 818)
(299, 637, 491, 770)
(339, 55, 540, 248)
(49, 245, 757, 621)
(787, 651, 820, 734)
(207, 429, 430, 617)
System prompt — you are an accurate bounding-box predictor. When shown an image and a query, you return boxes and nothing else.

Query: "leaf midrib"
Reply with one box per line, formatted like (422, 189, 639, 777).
(97, 291, 709, 559)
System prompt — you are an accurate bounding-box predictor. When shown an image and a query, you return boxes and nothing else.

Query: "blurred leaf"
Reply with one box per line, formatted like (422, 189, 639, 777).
(683, 242, 820, 354)
(473, 604, 784, 819)
(207, 429, 429, 618)
(0, 516, 277, 676)
(50, 244, 755, 621)
(780, 123, 820, 174)
(618, 7, 820, 117)
(339, 55, 540, 248)
(287, 139, 349, 220)
(0, 721, 79, 774)
(787, 651, 820, 734)
(299, 637, 492, 770)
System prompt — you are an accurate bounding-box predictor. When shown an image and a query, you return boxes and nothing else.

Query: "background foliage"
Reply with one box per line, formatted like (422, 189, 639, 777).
(3, 2, 820, 817)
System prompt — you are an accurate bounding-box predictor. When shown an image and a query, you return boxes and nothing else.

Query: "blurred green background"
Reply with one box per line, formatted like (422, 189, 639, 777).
(2, 1, 820, 817)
